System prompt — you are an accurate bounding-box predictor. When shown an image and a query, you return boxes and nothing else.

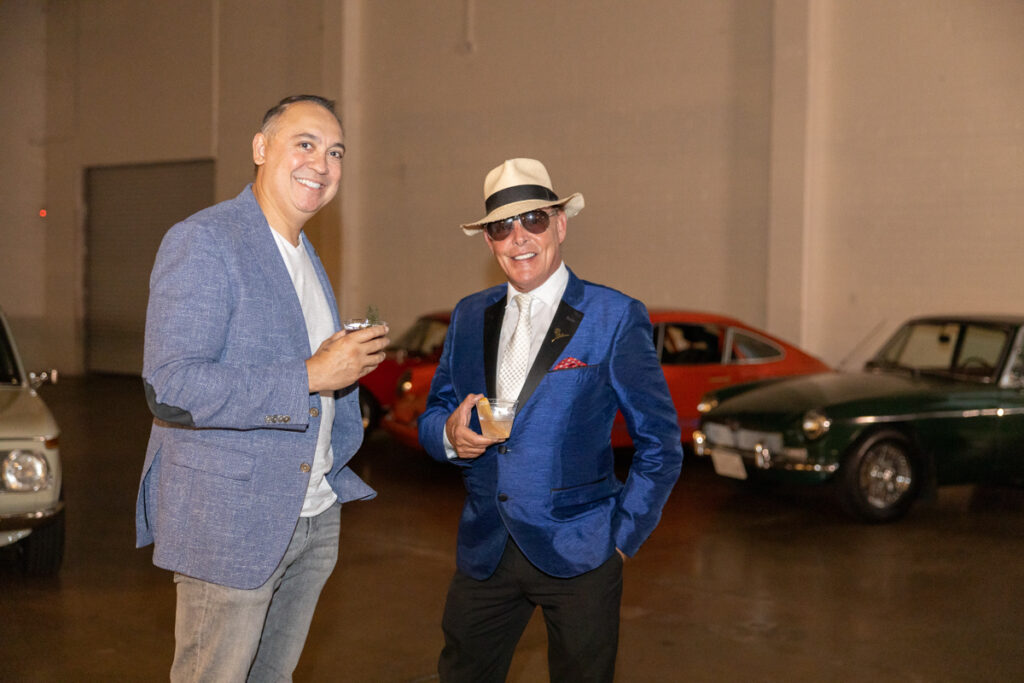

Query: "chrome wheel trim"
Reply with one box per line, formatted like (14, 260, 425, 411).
(858, 443, 913, 509)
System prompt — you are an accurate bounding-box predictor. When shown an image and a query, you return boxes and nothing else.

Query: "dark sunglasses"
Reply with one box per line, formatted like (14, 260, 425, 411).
(483, 208, 558, 241)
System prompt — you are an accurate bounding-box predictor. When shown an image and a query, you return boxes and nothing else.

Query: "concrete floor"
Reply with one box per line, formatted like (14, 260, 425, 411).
(3, 375, 1023, 682)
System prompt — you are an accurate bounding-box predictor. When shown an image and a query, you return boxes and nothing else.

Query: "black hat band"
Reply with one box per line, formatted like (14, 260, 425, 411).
(485, 184, 559, 214)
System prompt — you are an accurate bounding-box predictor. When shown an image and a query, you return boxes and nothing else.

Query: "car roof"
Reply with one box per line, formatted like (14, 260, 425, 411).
(906, 314, 1024, 327)
(646, 309, 750, 326)
(418, 311, 452, 323)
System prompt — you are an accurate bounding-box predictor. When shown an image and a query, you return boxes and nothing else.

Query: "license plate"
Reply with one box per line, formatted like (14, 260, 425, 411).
(711, 448, 748, 480)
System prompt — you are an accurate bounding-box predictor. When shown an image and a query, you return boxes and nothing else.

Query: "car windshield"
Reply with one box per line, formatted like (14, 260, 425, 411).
(390, 317, 449, 358)
(867, 321, 1011, 382)
(0, 322, 21, 385)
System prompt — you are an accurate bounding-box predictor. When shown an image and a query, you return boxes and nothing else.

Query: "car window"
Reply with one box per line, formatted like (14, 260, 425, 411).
(391, 318, 449, 359)
(728, 330, 784, 364)
(660, 323, 722, 365)
(953, 325, 1008, 376)
(875, 321, 1009, 379)
(883, 323, 957, 369)
(0, 324, 20, 385)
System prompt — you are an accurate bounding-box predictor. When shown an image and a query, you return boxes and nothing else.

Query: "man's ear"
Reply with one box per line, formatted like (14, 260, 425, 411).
(252, 132, 266, 166)
(555, 211, 568, 244)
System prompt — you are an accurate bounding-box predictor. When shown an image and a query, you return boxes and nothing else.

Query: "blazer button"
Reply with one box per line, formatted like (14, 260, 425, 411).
(497, 445, 508, 454)
(300, 463, 311, 473)
(283, 415, 290, 423)
(498, 493, 509, 502)
(310, 407, 319, 418)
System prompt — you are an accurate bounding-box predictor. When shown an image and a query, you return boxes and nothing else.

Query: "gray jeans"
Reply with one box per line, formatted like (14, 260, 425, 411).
(170, 503, 341, 682)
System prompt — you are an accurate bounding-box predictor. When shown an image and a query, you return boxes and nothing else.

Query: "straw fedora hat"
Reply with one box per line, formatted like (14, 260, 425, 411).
(461, 158, 584, 235)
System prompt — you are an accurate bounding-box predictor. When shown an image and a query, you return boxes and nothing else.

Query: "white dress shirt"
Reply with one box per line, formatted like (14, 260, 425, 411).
(496, 261, 569, 376)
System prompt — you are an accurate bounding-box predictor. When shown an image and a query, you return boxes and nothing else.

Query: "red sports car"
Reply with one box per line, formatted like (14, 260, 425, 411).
(381, 310, 829, 449)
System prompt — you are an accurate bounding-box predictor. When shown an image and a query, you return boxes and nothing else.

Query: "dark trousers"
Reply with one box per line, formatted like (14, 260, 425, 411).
(438, 540, 623, 683)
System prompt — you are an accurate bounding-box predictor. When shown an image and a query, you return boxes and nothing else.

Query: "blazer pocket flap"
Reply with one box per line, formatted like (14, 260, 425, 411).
(167, 439, 256, 481)
(551, 475, 616, 508)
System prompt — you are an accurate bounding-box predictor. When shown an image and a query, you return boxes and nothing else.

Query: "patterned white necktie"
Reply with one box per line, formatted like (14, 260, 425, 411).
(497, 294, 533, 401)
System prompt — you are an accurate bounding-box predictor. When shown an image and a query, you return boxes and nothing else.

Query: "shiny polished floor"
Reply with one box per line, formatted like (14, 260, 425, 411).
(3, 375, 1024, 682)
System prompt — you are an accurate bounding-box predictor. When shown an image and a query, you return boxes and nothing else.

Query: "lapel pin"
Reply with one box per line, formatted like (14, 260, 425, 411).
(551, 328, 570, 342)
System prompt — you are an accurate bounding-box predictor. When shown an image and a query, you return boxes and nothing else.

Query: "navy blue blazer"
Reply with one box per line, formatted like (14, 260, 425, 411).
(135, 186, 374, 590)
(419, 269, 683, 579)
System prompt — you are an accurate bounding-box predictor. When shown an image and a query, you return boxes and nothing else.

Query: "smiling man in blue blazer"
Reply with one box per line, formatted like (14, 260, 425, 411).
(419, 158, 683, 682)
(136, 95, 390, 682)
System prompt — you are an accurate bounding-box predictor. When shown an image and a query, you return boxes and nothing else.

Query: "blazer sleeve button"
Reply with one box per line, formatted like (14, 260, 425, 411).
(300, 463, 311, 473)
(497, 493, 509, 502)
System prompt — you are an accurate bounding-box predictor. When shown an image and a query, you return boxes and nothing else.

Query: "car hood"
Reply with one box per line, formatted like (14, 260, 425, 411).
(0, 387, 59, 439)
(708, 370, 977, 423)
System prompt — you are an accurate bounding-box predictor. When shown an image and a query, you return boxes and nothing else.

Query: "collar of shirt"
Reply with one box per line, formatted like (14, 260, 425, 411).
(498, 262, 569, 368)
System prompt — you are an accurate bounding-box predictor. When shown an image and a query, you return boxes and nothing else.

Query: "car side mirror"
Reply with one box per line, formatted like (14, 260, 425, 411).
(29, 369, 58, 389)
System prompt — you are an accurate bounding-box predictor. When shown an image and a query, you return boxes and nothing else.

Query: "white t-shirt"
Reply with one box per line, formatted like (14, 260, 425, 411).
(271, 228, 338, 516)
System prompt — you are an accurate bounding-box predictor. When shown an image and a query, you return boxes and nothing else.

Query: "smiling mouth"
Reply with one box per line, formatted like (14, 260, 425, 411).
(512, 252, 536, 261)
(295, 178, 324, 190)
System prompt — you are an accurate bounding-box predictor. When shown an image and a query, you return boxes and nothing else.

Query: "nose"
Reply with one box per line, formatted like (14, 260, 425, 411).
(510, 220, 530, 243)
(309, 151, 329, 174)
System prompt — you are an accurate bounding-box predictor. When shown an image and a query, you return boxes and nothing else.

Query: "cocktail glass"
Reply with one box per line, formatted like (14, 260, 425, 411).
(342, 318, 388, 332)
(476, 397, 518, 439)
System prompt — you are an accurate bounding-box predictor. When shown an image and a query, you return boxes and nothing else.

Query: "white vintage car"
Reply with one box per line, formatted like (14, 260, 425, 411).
(0, 308, 62, 576)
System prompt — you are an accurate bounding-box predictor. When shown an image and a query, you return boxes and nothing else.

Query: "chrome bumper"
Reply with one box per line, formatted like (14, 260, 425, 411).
(693, 429, 838, 474)
(0, 501, 65, 531)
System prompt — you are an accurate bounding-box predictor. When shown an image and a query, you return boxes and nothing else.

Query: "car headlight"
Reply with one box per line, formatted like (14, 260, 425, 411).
(396, 371, 413, 397)
(2, 450, 50, 492)
(696, 395, 718, 414)
(801, 409, 831, 440)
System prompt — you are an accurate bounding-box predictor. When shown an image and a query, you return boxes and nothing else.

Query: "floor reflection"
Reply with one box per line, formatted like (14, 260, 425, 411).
(3, 375, 1023, 681)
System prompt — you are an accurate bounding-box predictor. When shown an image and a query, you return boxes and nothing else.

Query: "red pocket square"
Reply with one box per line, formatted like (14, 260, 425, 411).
(552, 357, 587, 371)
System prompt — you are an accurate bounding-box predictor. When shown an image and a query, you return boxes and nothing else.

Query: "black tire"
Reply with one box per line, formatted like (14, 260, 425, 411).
(20, 509, 66, 577)
(838, 430, 921, 523)
(358, 386, 381, 433)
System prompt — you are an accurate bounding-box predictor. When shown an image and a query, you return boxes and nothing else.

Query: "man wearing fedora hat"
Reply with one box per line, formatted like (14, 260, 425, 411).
(419, 158, 683, 682)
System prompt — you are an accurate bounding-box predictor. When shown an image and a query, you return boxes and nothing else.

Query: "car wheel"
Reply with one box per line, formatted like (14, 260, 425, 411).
(839, 430, 920, 523)
(19, 509, 65, 577)
(359, 386, 381, 433)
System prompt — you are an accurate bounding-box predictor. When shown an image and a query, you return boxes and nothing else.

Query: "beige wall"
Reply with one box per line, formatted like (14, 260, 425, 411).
(2, 0, 1023, 372)
(1, 0, 49, 356)
(352, 0, 775, 341)
(806, 0, 1024, 366)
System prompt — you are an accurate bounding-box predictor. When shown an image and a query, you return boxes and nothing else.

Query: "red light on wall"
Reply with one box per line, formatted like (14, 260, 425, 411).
(39, 209, 47, 218)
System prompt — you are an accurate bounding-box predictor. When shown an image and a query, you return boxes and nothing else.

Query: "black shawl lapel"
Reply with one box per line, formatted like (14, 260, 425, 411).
(483, 296, 505, 398)
(515, 299, 584, 407)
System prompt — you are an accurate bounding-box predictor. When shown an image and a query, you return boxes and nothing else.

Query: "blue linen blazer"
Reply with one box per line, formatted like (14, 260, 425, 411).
(135, 186, 375, 590)
(419, 269, 683, 580)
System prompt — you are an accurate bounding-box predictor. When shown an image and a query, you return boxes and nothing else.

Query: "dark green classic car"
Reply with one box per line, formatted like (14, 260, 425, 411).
(693, 315, 1024, 522)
